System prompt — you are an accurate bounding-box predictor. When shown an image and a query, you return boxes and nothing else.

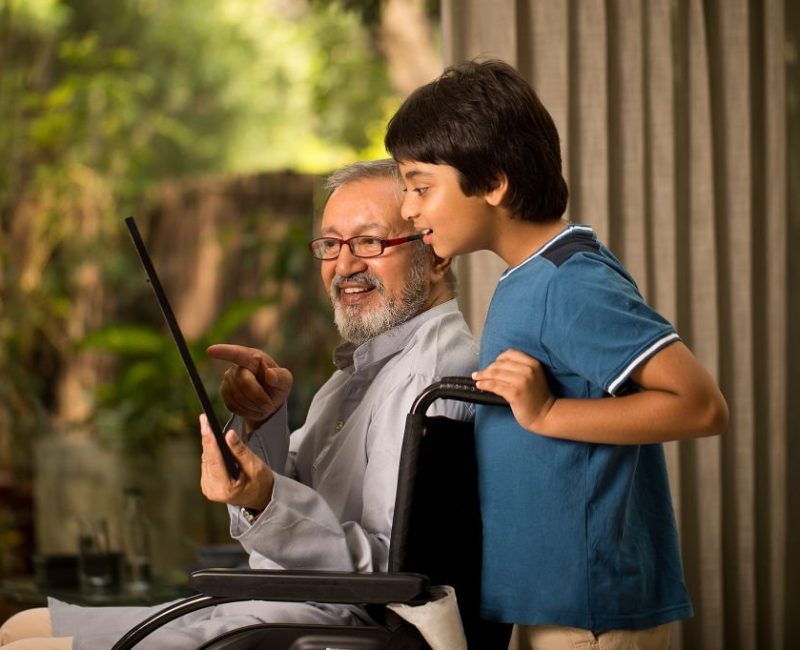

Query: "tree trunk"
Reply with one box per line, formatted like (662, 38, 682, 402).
(379, 0, 442, 96)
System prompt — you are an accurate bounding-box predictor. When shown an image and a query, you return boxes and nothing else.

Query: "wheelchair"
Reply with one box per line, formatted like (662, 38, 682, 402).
(112, 377, 513, 649)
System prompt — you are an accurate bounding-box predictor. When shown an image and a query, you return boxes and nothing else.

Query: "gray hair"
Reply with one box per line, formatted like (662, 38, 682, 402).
(323, 158, 399, 196)
(322, 158, 457, 295)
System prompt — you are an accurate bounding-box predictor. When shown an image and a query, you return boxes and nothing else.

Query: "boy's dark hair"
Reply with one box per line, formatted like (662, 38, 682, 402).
(385, 59, 569, 222)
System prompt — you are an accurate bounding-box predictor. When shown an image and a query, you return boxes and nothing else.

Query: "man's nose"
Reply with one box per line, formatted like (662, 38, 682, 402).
(335, 243, 367, 276)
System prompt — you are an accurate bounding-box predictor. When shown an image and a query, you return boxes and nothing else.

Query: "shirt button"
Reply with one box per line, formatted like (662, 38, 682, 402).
(335, 420, 344, 431)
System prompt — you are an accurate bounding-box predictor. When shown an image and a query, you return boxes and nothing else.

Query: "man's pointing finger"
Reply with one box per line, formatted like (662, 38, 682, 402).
(207, 344, 265, 374)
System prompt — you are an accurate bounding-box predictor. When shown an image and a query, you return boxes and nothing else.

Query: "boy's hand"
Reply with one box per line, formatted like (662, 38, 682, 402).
(473, 349, 556, 433)
(199, 414, 274, 512)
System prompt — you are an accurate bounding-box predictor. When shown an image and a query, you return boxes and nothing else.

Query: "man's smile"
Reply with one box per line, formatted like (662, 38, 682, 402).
(332, 275, 381, 306)
(339, 284, 375, 304)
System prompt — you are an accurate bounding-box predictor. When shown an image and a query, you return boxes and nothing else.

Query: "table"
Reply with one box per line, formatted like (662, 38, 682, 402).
(0, 576, 196, 611)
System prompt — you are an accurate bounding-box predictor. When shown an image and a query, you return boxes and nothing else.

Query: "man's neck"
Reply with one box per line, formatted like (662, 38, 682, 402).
(422, 287, 453, 313)
(334, 299, 454, 370)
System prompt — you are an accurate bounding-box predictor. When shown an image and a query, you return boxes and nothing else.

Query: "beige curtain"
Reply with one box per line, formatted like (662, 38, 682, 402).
(441, 1, 799, 648)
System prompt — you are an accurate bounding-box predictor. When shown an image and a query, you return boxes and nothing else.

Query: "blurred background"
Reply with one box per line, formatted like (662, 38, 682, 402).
(0, 0, 442, 595)
(1, 1, 799, 648)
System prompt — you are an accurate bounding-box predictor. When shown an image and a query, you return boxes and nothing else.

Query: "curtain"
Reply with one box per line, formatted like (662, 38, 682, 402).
(440, 1, 799, 648)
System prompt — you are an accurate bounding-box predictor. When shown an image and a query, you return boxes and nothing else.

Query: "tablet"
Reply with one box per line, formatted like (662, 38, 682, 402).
(124, 216, 241, 479)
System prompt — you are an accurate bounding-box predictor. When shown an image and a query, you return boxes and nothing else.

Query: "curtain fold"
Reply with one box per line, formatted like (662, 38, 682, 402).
(441, 1, 797, 648)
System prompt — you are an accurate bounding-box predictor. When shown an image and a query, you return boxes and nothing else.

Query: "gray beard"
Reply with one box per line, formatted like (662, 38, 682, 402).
(330, 263, 429, 345)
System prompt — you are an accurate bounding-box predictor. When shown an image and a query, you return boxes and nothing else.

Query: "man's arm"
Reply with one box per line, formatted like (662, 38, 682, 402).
(233, 372, 473, 573)
(473, 341, 729, 444)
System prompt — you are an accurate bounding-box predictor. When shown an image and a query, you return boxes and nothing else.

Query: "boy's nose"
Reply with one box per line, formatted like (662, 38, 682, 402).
(401, 194, 418, 222)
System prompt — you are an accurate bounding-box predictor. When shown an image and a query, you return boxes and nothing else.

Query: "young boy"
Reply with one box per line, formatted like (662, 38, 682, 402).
(385, 59, 728, 648)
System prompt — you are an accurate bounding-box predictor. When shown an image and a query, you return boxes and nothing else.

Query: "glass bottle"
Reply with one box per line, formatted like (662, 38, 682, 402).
(121, 487, 151, 592)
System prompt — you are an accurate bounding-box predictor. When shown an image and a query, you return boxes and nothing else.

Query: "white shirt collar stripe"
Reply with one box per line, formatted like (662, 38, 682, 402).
(499, 224, 595, 281)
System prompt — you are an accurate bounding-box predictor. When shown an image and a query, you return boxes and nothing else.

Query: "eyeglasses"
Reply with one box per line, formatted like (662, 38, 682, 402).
(308, 233, 424, 260)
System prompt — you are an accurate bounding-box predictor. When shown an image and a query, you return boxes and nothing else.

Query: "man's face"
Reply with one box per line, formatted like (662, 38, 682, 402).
(320, 176, 431, 345)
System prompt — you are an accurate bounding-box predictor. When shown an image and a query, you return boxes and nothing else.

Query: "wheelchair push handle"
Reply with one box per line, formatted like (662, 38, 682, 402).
(410, 376, 509, 416)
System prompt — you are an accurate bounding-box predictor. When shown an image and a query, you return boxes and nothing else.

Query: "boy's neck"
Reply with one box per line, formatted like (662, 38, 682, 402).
(492, 217, 571, 267)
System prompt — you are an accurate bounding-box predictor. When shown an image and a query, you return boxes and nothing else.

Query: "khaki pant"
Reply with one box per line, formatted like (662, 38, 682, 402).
(0, 607, 71, 649)
(521, 623, 671, 650)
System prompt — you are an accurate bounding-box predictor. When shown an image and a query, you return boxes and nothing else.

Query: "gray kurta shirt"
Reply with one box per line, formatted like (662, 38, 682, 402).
(51, 299, 477, 649)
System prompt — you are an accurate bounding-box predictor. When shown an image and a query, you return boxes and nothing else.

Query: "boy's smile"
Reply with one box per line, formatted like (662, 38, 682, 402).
(399, 159, 569, 267)
(398, 160, 498, 259)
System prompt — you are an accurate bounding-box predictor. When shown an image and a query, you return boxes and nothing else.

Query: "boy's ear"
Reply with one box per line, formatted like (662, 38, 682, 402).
(484, 173, 510, 207)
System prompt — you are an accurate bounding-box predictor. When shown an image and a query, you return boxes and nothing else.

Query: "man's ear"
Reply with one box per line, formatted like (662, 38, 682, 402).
(484, 173, 509, 207)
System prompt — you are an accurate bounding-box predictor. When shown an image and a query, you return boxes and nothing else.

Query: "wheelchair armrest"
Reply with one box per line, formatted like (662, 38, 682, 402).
(190, 568, 430, 604)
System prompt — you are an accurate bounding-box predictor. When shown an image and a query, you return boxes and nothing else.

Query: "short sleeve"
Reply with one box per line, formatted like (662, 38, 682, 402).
(541, 256, 678, 395)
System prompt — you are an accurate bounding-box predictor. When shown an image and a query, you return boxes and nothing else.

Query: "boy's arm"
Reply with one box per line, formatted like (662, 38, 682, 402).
(473, 341, 728, 444)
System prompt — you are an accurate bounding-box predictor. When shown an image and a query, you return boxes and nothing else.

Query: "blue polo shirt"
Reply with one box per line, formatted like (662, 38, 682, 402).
(476, 224, 692, 630)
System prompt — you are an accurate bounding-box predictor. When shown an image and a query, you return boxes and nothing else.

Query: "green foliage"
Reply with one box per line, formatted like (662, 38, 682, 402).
(218, 0, 395, 173)
(80, 212, 337, 458)
(309, 0, 441, 27)
(83, 297, 276, 458)
(82, 207, 340, 455)
(0, 0, 395, 470)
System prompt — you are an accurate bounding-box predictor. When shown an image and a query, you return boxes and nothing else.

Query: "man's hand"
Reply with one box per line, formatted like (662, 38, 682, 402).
(199, 414, 274, 511)
(207, 343, 293, 431)
(472, 349, 556, 433)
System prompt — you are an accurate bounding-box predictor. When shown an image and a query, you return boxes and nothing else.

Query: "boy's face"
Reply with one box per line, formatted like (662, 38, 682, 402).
(398, 161, 495, 259)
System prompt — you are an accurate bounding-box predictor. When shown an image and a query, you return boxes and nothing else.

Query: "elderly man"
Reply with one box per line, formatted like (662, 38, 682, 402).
(0, 159, 477, 649)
